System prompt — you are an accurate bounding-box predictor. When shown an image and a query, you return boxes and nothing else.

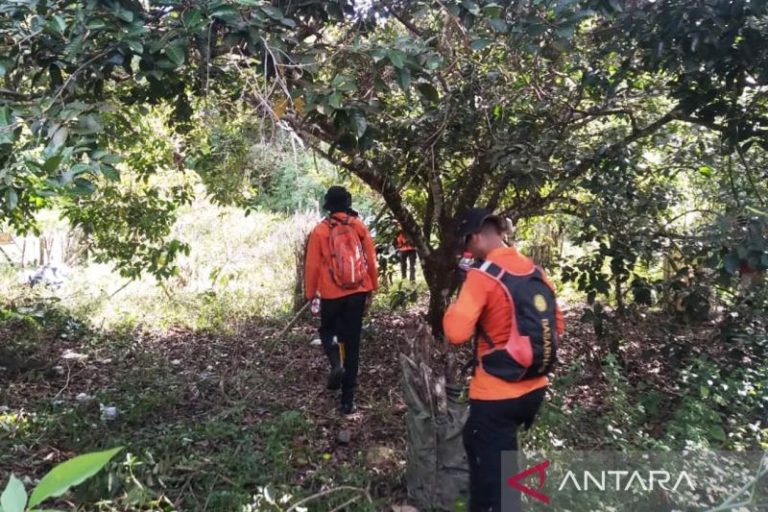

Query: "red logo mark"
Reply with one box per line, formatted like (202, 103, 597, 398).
(507, 460, 550, 504)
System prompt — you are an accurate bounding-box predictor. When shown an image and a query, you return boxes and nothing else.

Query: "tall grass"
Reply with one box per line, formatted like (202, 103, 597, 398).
(0, 197, 320, 332)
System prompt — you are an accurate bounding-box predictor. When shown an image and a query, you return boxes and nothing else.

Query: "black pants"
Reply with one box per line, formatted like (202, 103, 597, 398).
(399, 250, 417, 281)
(463, 388, 546, 512)
(319, 292, 368, 397)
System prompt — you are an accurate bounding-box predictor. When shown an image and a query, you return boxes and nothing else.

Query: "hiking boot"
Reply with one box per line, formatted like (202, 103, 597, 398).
(339, 386, 355, 414)
(327, 366, 344, 390)
(324, 342, 344, 390)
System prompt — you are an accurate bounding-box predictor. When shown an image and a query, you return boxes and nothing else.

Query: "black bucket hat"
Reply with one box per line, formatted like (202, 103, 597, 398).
(323, 186, 352, 212)
(455, 208, 505, 252)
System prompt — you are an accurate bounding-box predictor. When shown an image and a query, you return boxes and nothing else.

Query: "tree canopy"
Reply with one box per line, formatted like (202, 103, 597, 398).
(2, 0, 767, 328)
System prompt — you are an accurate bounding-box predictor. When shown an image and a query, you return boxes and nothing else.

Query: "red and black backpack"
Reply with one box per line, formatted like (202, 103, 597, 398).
(471, 260, 559, 382)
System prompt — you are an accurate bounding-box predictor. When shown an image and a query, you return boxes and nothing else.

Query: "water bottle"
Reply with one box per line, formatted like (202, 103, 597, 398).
(310, 296, 321, 317)
(457, 252, 474, 284)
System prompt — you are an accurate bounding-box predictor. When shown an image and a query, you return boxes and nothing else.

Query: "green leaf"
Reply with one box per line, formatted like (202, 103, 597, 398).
(70, 163, 90, 176)
(1, 475, 27, 512)
(708, 425, 726, 442)
(261, 5, 283, 20)
(351, 112, 367, 138)
(51, 127, 69, 149)
(50, 14, 67, 34)
(42, 155, 64, 174)
(165, 42, 186, 66)
(461, 0, 480, 15)
(155, 58, 177, 70)
(4, 189, 18, 211)
(331, 74, 356, 92)
(488, 18, 508, 33)
(387, 50, 406, 69)
(470, 38, 493, 50)
(211, 6, 238, 20)
(482, 3, 503, 17)
(0, 106, 11, 127)
(0, 59, 11, 77)
(397, 68, 411, 91)
(328, 92, 343, 110)
(72, 178, 95, 195)
(28, 447, 123, 509)
(127, 40, 143, 55)
(102, 166, 120, 182)
(417, 83, 439, 103)
(424, 53, 442, 70)
(182, 9, 204, 29)
(370, 48, 387, 62)
(86, 18, 107, 30)
(117, 8, 134, 22)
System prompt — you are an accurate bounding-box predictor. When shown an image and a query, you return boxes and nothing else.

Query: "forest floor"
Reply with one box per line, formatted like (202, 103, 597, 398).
(2, 308, 418, 510)
(1, 299, 766, 511)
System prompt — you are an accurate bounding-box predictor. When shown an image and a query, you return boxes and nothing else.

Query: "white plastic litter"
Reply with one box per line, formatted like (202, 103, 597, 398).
(75, 393, 94, 403)
(100, 405, 117, 421)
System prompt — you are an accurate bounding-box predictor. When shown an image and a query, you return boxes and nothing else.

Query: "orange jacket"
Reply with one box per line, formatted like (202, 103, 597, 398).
(443, 246, 564, 401)
(305, 213, 378, 300)
(395, 232, 415, 252)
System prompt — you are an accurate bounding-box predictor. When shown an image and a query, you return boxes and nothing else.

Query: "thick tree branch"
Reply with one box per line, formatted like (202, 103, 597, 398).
(455, 152, 493, 214)
(288, 120, 431, 256)
(382, 1, 424, 38)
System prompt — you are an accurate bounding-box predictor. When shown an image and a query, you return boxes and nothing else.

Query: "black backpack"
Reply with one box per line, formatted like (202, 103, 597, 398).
(472, 260, 559, 382)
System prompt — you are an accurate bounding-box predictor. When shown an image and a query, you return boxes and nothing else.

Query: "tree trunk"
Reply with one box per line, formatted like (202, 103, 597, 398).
(615, 273, 625, 316)
(293, 234, 310, 313)
(422, 243, 458, 336)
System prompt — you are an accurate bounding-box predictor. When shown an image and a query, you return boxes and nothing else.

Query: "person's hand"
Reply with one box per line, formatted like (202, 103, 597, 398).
(309, 295, 321, 317)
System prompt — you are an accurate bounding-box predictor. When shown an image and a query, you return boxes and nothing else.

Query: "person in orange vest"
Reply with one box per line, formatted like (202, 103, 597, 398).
(443, 208, 564, 512)
(305, 186, 378, 414)
(394, 224, 417, 281)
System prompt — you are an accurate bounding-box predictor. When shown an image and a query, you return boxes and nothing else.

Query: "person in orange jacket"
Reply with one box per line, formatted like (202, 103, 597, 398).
(305, 186, 378, 414)
(394, 224, 418, 281)
(443, 208, 564, 512)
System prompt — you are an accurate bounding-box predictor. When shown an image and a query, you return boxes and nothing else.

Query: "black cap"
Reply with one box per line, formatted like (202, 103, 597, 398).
(323, 186, 352, 212)
(455, 208, 505, 250)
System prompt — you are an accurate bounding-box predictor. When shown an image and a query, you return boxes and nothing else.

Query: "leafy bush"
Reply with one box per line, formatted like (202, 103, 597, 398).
(0, 448, 121, 512)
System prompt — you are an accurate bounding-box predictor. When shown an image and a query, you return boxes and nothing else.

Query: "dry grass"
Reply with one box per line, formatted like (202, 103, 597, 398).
(1, 197, 319, 331)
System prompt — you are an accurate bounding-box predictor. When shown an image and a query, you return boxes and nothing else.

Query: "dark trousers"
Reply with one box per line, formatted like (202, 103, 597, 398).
(463, 388, 546, 512)
(318, 292, 368, 400)
(399, 250, 417, 281)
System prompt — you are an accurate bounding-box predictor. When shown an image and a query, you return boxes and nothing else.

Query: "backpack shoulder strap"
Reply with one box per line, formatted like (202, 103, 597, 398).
(327, 213, 350, 226)
(469, 260, 505, 350)
(471, 259, 504, 278)
(471, 259, 536, 347)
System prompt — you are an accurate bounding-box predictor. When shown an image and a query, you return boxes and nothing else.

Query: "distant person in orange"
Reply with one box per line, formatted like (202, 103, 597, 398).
(443, 208, 564, 512)
(394, 224, 417, 281)
(305, 186, 378, 414)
